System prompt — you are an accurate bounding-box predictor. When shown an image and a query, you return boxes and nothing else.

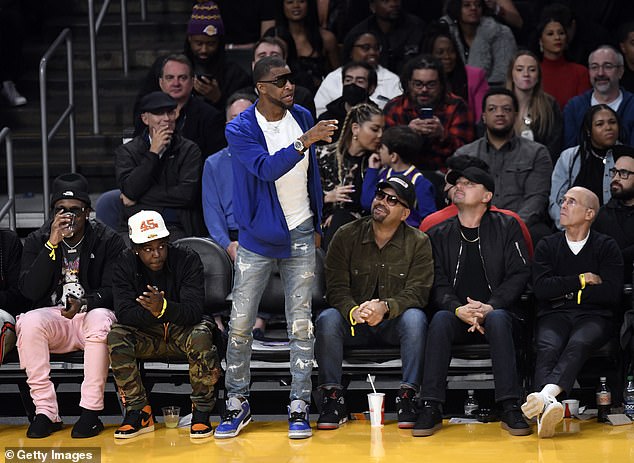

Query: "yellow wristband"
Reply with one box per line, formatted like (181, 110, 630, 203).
(455, 307, 461, 316)
(349, 305, 359, 336)
(579, 273, 586, 289)
(157, 298, 167, 318)
(45, 240, 58, 260)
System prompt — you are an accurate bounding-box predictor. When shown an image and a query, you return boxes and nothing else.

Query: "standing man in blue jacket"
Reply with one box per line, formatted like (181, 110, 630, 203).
(214, 56, 337, 440)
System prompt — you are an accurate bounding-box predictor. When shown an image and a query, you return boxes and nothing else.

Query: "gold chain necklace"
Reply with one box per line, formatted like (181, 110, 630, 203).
(460, 228, 480, 243)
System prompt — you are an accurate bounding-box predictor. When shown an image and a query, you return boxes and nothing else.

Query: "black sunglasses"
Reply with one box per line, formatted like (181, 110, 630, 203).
(258, 73, 296, 88)
(375, 190, 408, 208)
(54, 206, 86, 216)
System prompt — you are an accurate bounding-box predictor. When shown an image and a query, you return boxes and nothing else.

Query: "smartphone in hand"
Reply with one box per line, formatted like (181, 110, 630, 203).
(418, 107, 434, 119)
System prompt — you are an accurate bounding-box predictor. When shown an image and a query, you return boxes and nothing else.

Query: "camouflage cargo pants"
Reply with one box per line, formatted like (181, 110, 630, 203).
(108, 319, 221, 412)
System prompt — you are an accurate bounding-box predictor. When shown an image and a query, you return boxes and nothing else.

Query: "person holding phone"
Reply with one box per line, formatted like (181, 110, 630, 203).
(16, 173, 126, 439)
(384, 55, 474, 171)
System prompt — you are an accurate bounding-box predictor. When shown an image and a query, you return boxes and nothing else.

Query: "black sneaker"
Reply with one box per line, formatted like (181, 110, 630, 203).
(500, 403, 532, 436)
(317, 388, 348, 430)
(190, 407, 213, 438)
(71, 409, 104, 438)
(114, 405, 155, 439)
(26, 413, 63, 438)
(412, 401, 442, 437)
(396, 387, 418, 429)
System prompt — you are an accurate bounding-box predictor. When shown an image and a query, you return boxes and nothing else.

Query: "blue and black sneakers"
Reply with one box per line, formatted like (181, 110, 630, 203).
(288, 399, 312, 439)
(214, 396, 252, 439)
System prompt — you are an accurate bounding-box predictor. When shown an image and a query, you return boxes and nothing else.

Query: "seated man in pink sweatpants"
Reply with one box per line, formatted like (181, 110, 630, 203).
(17, 173, 126, 438)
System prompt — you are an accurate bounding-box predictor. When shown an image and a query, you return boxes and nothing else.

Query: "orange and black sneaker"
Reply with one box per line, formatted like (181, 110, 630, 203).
(114, 405, 155, 439)
(190, 407, 213, 438)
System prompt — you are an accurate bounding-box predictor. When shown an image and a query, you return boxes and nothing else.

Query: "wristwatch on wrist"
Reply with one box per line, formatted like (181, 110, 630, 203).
(293, 138, 307, 153)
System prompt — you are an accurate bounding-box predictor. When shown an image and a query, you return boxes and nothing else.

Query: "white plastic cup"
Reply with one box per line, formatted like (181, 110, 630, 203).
(162, 406, 180, 428)
(562, 399, 579, 418)
(367, 393, 385, 427)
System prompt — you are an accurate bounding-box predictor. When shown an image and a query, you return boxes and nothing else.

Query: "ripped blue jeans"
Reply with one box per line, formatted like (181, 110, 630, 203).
(225, 218, 315, 403)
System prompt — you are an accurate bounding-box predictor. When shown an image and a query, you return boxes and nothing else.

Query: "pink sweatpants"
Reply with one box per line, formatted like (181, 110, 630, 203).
(16, 306, 116, 422)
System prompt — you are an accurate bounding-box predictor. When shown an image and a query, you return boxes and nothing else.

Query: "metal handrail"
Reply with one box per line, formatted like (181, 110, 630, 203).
(88, 0, 129, 134)
(40, 28, 75, 221)
(0, 127, 16, 231)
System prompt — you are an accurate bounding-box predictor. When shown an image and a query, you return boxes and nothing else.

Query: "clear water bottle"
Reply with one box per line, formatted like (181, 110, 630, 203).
(596, 376, 612, 423)
(464, 389, 479, 416)
(623, 376, 634, 419)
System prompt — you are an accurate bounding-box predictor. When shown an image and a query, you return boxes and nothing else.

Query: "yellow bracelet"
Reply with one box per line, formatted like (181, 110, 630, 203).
(579, 273, 586, 289)
(349, 305, 359, 336)
(157, 298, 167, 318)
(45, 240, 58, 260)
(455, 307, 461, 316)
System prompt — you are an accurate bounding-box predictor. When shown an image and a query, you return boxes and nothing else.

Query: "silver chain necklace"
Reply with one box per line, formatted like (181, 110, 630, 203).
(62, 234, 85, 254)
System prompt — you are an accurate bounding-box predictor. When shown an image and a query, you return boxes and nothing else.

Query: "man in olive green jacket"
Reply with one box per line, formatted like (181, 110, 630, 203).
(315, 175, 433, 431)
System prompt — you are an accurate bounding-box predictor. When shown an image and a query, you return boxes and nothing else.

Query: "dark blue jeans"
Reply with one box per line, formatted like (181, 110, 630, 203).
(315, 307, 427, 390)
(421, 309, 520, 403)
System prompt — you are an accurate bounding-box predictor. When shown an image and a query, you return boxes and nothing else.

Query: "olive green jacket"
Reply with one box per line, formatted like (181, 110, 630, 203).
(325, 216, 433, 322)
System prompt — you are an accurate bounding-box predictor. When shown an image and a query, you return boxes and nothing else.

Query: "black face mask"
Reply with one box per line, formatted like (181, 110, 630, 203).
(342, 83, 369, 106)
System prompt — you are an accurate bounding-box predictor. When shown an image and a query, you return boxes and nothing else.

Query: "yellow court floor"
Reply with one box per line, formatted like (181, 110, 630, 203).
(2, 419, 634, 463)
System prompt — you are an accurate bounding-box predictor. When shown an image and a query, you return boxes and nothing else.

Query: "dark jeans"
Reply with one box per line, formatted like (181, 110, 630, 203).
(534, 311, 612, 394)
(421, 309, 520, 403)
(315, 307, 427, 390)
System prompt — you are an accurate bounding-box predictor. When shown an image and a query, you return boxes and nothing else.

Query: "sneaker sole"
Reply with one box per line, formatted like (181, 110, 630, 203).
(538, 403, 564, 438)
(501, 421, 532, 436)
(398, 421, 416, 429)
(412, 422, 442, 437)
(114, 425, 155, 439)
(214, 416, 251, 439)
(289, 429, 313, 439)
(190, 429, 214, 439)
(317, 417, 348, 430)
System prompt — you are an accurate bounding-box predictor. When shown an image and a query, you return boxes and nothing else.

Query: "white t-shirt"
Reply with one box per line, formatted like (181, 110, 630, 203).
(566, 232, 590, 255)
(255, 108, 313, 230)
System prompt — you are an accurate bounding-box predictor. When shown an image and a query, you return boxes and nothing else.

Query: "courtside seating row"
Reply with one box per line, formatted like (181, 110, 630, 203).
(0, 237, 630, 418)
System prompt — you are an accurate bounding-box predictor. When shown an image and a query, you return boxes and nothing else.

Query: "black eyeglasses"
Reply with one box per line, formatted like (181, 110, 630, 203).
(609, 167, 634, 179)
(54, 206, 86, 216)
(257, 73, 296, 88)
(375, 190, 408, 208)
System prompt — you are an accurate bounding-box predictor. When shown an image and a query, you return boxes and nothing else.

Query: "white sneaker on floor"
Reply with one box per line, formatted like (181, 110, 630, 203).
(537, 400, 564, 438)
(1, 81, 27, 106)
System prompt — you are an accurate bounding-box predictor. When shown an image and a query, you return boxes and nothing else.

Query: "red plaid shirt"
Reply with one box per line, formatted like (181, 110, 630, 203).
(383, 93, 474, 171)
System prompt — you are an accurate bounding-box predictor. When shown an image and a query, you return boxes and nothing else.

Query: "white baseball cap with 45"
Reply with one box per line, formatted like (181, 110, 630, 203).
(128, 210, 170, 244)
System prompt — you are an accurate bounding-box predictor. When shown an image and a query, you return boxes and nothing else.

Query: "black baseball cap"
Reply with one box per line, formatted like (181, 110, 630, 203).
(376, 175, 416, 209)
(446, 167, 495, 194)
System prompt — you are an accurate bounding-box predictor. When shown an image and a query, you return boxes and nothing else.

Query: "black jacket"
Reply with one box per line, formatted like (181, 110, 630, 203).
(133, 95, 226, 156)
(0, 230, 29, 315)
(427, 210, 530, 316)
(112, 244, 205, 328)
(115, 132, 206, 236)
(19, 219, 126, 310)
